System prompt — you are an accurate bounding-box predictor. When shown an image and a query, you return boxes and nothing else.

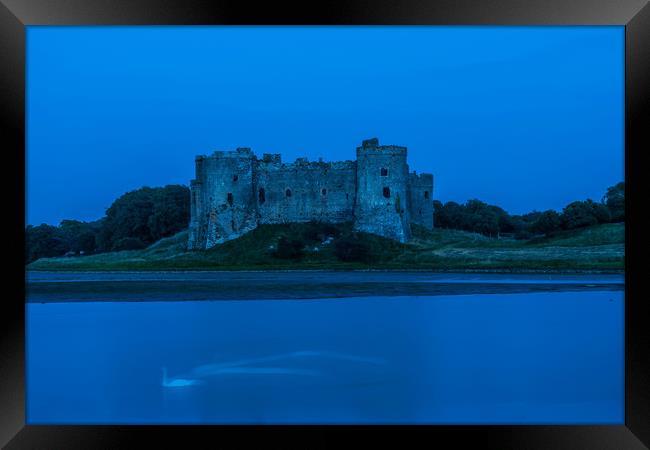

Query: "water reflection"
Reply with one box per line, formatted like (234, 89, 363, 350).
(162, 350, 387, 387)
(27, 289, 624, 424)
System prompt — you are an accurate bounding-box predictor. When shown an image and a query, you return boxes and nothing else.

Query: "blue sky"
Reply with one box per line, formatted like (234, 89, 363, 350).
(26, 26, 624, 226)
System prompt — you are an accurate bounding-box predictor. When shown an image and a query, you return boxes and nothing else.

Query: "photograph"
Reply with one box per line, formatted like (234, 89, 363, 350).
(24, 25, 625, 425)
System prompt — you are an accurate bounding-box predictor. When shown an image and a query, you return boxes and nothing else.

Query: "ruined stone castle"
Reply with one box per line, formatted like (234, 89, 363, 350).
(187, 138, 434, 249)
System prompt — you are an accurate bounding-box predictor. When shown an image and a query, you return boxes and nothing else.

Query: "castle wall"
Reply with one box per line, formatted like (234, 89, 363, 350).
(408, 172, 434, 230)
(353, 138, 411, 242)
(255, 159, 356, 225)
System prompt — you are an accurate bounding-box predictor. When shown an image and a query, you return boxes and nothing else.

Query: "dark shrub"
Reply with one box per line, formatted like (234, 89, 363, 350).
(334, 234, 371, 263)
(274, 236, 305, 259)
(301, 221, 341, 243)
(514, 229, 533, 240)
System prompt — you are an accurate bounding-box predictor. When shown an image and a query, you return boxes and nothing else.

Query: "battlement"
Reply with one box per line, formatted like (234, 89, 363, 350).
(280, 158, 356, 171)
(261, 153, 282, 164)
(362, 137, 379, 148)
(356, 138, 407, 156)
(410, 172, 434, 186)
(204, 147, 255, 159)
(255, 154, 356, 172)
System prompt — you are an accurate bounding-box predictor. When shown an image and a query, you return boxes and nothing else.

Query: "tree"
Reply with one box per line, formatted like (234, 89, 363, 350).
(520, 211, 543, 225)
(25, 185, 191, 263)
(434, 201, 465, 229)
(434, 199, 510, 237)
(101, 185, 190, 251)
(561, 201, 597, 229)
(58, 219, 101, 253)
(530, 210, 561, 235)
(432, 200, 444, 227)
(25, 224, 68, 263)
(497, 212, 516, 234)
(591, 201, 612, 224)
(560, 199, 610, 230)
(603, 182, 624, 222)
(462, 199, 501, 237)
(76, 231, 97, 254)
(147, 185, 192, 240)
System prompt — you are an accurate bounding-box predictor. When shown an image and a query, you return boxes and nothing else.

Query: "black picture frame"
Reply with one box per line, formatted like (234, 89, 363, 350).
(2, 1, 649, 448)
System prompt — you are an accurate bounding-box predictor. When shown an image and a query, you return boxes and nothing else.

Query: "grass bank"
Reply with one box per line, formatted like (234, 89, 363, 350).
(27, 222, 624, 273)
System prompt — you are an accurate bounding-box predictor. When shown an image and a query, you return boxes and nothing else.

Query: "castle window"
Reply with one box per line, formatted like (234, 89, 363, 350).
(383, 187, 390, 198)
(227, 193, 233, 206)
(419, 209, 422, 215)
(233, 175, 238, 182)
(346, 193, 349, 200)
(322, 188, 327, 196)
(231, 220, 235, 231)
(259, 188, 265, 204)
(380, 168, 388, 176)
(286, 189, 292, 197)
(424, 191, 429, 199)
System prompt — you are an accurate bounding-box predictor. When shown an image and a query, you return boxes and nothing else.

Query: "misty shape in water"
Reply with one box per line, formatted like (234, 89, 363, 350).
(161, 367, 200, 387)
(161, 350, 386, 388)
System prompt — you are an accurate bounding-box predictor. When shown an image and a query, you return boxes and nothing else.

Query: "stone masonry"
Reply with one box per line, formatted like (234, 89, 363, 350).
(188, 138, 434, 249)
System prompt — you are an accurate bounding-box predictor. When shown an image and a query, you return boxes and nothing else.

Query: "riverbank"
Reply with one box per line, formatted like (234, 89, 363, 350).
(27, 222, 624, 273)
(26, 271, 624, 303)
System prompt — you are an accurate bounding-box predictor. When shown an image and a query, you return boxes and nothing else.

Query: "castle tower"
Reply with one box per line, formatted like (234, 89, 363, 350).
(353, 138, 411, 242)
(187, 147, 258, 249)
(408, 172, 434, 230)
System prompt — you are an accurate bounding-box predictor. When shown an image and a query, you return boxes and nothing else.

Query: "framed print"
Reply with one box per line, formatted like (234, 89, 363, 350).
(2, 0, 649, 448)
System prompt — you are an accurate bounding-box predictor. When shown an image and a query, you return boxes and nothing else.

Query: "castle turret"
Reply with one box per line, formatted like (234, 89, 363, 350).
(408, 171, 434, 230)
(353, 138, 411, 242)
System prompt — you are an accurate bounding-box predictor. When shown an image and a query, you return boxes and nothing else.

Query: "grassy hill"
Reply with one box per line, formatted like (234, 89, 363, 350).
(27, 222, 624, 272)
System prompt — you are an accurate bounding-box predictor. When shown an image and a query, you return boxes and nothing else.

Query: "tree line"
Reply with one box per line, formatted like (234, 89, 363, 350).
(433, 182, 624, 239)
(25, 181, 624, 264)
(26, 185, 190, 263)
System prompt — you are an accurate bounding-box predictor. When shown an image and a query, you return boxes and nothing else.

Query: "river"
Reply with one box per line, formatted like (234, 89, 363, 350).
(26, 271, 624, 424)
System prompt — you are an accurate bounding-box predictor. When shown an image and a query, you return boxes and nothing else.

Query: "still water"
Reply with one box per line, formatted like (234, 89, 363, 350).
(26, 272, 624, 424)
